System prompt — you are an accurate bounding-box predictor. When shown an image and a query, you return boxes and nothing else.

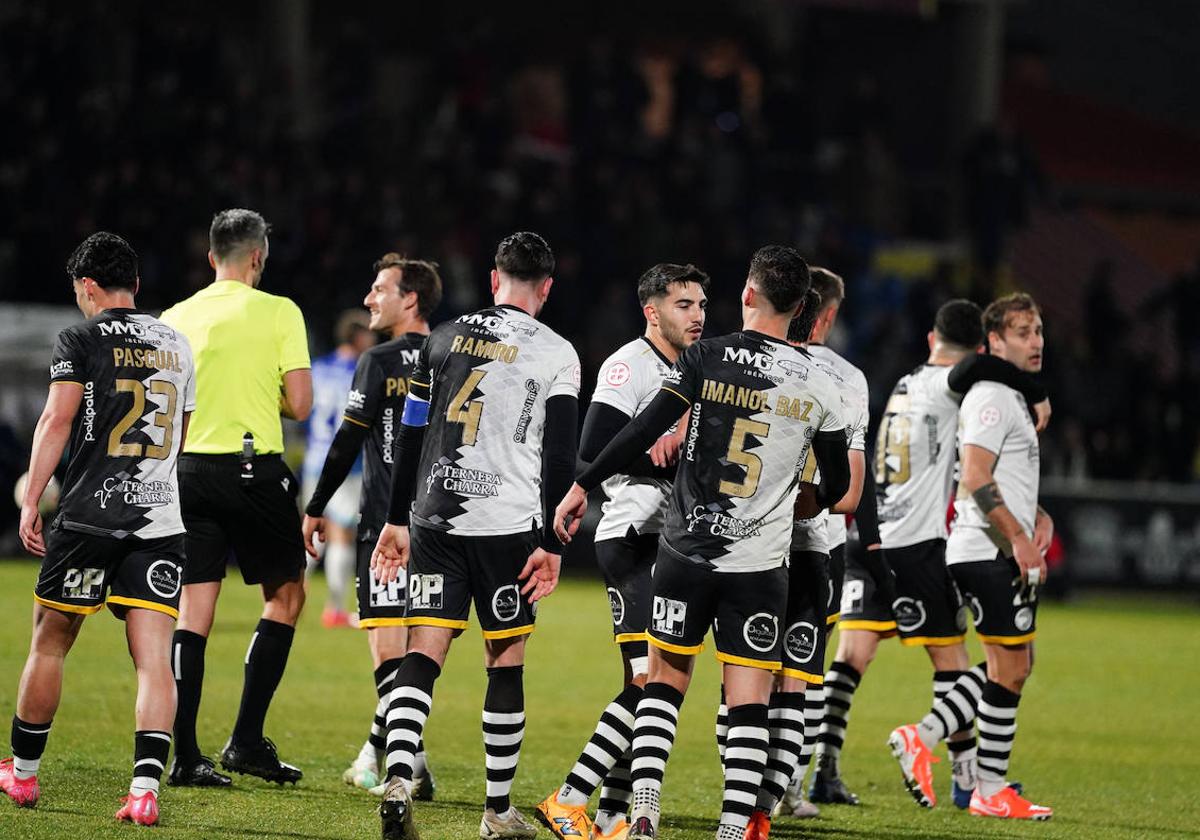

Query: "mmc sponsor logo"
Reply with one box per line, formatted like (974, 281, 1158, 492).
(723, 346, 774, 371)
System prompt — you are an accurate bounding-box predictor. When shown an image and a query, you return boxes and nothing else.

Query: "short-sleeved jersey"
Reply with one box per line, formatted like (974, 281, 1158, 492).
(659, 331, 845, 573)
(48, 309, 196, 539)
(161, 280, 310, 455)
(876, 364, 962, 549)
(304, 350, 361, 483)
(408, 305, 580, 536)
(947, 381, 1040, 564)
(592, 337, 676, 542)
(791, 344, 869, 554)
(342, 334, 425, 542)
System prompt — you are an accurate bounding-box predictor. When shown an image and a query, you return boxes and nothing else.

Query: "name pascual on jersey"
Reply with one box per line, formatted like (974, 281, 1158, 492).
(110, 347, 185, 372)
(94, 476, 174, 509)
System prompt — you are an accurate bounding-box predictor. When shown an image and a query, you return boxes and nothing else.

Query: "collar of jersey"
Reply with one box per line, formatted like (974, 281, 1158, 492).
(639, 335, 673, 366)
(210, 279, 255, 293)
(743, 329, 790, 347)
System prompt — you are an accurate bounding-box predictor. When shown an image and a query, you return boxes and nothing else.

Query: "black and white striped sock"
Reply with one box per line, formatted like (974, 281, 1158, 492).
(815, 661, 861, 768)
(630, 682, 684, 831)
(559, 682, 642, 806)
(715, 687, 729, 763)
(756, 692, 805, 813)
(368, 657, 405, 757)
(10, 717, 51, 780)
(131, 730, 171, 796)
(483, 665, 525, 813)
(719, 704, 769, 835)
(917, 662, 986, 749)
(385, 652, 440, 786)
(976, 681, 1021, 798)
(595, 752, 633, 831)
(935, 670, 978, 790)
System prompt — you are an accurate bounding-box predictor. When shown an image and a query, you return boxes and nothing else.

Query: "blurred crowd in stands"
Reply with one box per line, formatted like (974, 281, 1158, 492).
(1, 3, 1196, 484)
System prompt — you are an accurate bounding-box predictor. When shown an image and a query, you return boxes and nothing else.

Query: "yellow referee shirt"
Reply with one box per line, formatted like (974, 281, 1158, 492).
(161, 280, 310, 455)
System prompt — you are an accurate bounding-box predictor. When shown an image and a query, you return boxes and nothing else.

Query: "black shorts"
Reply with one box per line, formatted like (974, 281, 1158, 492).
(595, 528, 658, 644)
(826, 543, 845, 624)
(35, 525, 185, 620)
(648, 547, 787, 671)
(890, 539, 967, 646)
(178, 454, 306, 586)
(405, 524, 538, 640)
(356, 538, 407, 629)
(781, 550, 829, 683)
(951, 556, 1038, 645)
(838, 541, 899, 636)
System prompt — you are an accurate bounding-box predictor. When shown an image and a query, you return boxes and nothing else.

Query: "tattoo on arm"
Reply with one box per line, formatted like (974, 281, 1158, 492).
(973, 481, 1005, 515)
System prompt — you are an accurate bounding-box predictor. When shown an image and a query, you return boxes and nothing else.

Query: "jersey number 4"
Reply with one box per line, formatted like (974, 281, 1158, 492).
(720, 417, 770, 498)
(446, 369, 486, 446)
(109, 378, 178, 460)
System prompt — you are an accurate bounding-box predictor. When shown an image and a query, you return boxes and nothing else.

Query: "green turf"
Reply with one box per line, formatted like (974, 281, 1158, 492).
(0, 560, 1197, 839)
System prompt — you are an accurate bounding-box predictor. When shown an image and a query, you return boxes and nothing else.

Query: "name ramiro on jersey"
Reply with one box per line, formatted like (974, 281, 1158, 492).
(450, 334, 519, 363)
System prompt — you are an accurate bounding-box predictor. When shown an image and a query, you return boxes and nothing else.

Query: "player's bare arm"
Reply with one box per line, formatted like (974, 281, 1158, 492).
(1033, 505, 1054, 555)
(829, 449, 865, 514)
(280, 367, 313, 421)
(961, 443, 1046, 584)
(19, 382, 83, 557)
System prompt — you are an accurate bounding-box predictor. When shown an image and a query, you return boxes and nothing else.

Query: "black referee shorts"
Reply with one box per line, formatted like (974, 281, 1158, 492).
(178, 453, 306, 586)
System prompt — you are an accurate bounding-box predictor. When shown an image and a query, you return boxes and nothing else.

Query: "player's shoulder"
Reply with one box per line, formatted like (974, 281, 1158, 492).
(366, 333, 425, 365)
(960, 380, 1022, 426)
(604, 336, 667, 371)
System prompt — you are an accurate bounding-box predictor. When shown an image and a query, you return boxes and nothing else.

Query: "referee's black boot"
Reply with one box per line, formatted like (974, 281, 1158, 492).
(219, 736, 303, 784)
(168, 755, 232, 787)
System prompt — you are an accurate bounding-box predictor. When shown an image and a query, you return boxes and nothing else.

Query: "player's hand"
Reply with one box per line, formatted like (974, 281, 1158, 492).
(553, 483, 588, 544)
(649, 432, 681, 468)
(518, 548, 561, 604)
(371, 523, 410, 583)
(19, 505, 45, 557)
(301, 514, 326, 559)
(1032, 398, 1051, 433)
(1033, 510, 1054, 556)
(1012, 533, 1047, 586)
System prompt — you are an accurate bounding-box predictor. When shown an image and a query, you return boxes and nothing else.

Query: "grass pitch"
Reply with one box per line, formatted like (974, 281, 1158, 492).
(0, 559, 1196, 839)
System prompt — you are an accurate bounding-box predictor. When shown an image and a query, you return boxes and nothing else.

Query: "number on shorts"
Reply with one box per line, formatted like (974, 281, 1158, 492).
(446, 369, 486, 446)
(108, 378, 178, 460)
(719, 417, 771, 498)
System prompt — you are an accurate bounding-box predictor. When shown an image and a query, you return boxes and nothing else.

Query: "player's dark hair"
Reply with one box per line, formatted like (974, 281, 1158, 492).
(934, 299, 984, 350)
(210, 208, 270, 262)
(983, 292, 1041, 339)
(787, 289, 823, 344)
(636, 263, 711, 306)
(373, 253, 443, 320)
(65, 231, 138, 291)
(748, 245, 810, 314)
(809, 267, 845, 311)
(495, 231, 555, 282)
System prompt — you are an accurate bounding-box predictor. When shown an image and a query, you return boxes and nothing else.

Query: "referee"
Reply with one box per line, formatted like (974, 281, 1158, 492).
(160, 209, 312, 787)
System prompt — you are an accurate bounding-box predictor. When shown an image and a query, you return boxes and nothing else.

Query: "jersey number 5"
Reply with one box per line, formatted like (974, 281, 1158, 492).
(109, 378, 178, 460)
(720, 417, 770, 498)
(446, 369, 486, 446)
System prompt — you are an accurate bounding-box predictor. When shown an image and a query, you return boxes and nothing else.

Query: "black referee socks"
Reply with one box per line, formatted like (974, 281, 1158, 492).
(232, 619, 295, 744)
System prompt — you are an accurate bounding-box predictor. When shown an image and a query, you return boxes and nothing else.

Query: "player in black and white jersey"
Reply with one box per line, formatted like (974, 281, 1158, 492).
(536, 264, 708, 840)
(2, 233, 195, 827)
(372, 233, 580, 840)
(889, 293, 1055, 821)
(805, 299, 1048, 810)
(300, 254, 442, 798)
(555, 247, 852, 840)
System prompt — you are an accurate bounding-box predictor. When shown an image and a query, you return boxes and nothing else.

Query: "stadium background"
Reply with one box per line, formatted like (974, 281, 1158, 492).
(0, 2, 1197, 838)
